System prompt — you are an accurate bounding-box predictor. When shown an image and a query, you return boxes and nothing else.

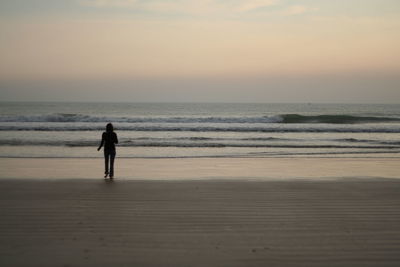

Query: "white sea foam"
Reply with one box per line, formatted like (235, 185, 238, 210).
(1, 138, 399, 150)
(1, 124, 400, 133)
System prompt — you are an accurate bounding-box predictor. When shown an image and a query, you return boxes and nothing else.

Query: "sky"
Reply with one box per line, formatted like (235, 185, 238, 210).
(0, 0, 399, 103)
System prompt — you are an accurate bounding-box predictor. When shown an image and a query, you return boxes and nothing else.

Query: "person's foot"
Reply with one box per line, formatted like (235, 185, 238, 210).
(104, 172, 109, 178)
(110, 175, 114, 179)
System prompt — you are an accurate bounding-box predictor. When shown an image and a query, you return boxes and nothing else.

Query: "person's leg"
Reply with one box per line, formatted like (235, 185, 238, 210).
(109, 151, 116, 178)
(104, 151, 109, 176)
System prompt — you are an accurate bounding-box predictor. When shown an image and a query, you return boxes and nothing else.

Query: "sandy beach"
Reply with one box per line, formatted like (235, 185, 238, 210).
(0, 158, 400, 266)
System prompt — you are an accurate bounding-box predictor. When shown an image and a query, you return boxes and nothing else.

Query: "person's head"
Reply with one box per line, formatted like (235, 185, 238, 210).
(106, 123, 114, 133)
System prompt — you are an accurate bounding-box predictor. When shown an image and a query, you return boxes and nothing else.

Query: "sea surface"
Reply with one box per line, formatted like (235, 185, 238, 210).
(0, 102, 400, 158)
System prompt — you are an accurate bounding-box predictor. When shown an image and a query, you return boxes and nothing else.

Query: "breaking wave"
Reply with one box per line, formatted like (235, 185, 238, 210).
(1, 113, 399, 124)
(280, 114, 400, 124)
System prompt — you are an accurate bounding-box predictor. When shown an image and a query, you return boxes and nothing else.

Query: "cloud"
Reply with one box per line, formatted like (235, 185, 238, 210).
(78, 0, 279, 15)
(79, 0, 139, 8)
(234, 0, 279, 12)
(280, 5, 318, 16)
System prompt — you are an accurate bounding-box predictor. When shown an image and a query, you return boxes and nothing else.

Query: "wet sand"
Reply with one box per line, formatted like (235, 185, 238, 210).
(1, 157, 399, 180)
(0, 158, 400, 266)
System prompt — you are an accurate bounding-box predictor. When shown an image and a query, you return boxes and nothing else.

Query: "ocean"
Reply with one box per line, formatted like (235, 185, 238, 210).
(0, 102, 399, 158)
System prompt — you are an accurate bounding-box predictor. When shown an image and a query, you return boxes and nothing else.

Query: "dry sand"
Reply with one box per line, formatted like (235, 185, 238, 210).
(0, 158, 400, 266)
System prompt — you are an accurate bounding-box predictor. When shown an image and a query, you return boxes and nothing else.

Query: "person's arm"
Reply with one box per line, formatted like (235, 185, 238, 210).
(114, 133, 118, 144)
(97, 133, 105, 151)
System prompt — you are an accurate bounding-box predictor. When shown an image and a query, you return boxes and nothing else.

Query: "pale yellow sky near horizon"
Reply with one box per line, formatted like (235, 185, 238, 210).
(1, 15, 399, 80)
(0, 0, 399, 102)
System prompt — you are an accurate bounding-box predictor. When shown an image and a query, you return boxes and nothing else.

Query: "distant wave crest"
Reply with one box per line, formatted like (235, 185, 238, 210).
(281, 114, 400, 124)
(1, 113, 399, 124)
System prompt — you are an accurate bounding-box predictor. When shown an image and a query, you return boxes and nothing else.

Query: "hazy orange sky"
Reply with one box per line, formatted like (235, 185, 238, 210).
(0, 0, 399, 102)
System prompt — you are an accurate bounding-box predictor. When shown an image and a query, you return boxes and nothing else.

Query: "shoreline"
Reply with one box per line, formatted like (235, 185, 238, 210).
(1, 157, 399, 180)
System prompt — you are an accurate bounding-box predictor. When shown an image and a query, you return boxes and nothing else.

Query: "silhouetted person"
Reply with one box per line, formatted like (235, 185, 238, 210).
(98, 123, 118, 179)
